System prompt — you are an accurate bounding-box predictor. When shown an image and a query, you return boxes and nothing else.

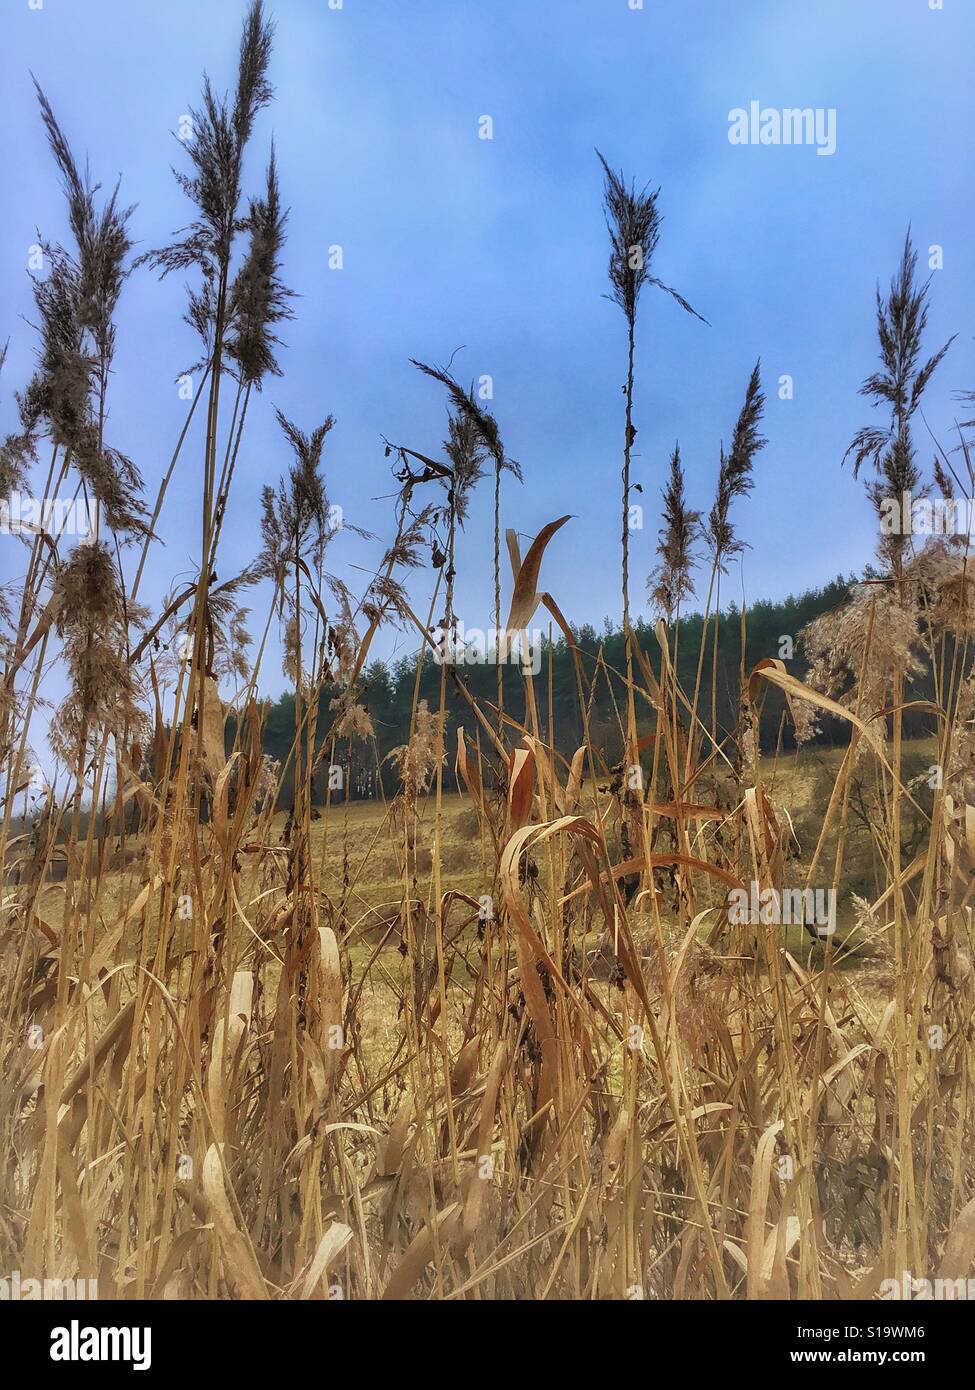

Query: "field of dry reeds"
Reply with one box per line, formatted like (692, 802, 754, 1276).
(2, 2, 974, 1304)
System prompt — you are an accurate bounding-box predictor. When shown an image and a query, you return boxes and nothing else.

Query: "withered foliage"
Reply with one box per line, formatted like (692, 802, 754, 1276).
(597, 150, 707, 331)
(387, 698, 445, 799)
(51, 542, 148, 762)
(3, 2, 975, 1312)
(9, 85, 146, 536)
(142, 0, 273, 286)
(844, 233, 953, 571)
(225, 147, 294, 387)
(649, 443, 700, 618)
(707, 360, 766, 564)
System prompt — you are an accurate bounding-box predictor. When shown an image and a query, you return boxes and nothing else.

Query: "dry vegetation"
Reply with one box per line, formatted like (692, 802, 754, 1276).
(2, 3, 975, 1301)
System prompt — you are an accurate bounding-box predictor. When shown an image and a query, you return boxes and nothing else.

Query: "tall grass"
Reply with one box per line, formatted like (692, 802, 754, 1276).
(1, 3, 974, 1301)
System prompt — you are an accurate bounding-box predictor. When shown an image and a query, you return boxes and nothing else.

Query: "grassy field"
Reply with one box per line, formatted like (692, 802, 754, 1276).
(3, 1, 973, 1304)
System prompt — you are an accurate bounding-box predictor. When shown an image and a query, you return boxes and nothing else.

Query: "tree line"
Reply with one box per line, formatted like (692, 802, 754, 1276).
(251, 573, 918, 803)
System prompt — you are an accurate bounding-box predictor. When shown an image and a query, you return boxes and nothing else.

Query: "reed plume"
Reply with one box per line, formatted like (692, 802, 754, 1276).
(844, 232, 953, 573)
(597, 150, 706, 631)
(649, 442, 700, 620)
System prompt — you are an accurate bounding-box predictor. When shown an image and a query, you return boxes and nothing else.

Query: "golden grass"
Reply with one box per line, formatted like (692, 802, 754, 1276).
(2, 3, 973, 1305)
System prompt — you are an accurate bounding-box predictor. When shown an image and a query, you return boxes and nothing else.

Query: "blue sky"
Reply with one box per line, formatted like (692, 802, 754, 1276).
(2, 0, 973, 694)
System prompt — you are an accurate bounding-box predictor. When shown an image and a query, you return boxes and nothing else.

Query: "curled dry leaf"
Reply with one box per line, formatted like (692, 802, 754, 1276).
(499, 514, 571, 659)
(507, 746, 535, 832)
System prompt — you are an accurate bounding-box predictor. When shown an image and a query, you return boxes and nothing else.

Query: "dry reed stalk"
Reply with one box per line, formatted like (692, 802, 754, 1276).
(2, 9, 973, 1307)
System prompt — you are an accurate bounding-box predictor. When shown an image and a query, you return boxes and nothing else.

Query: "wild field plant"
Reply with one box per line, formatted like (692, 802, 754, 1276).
(1, 2, 974, 1303)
